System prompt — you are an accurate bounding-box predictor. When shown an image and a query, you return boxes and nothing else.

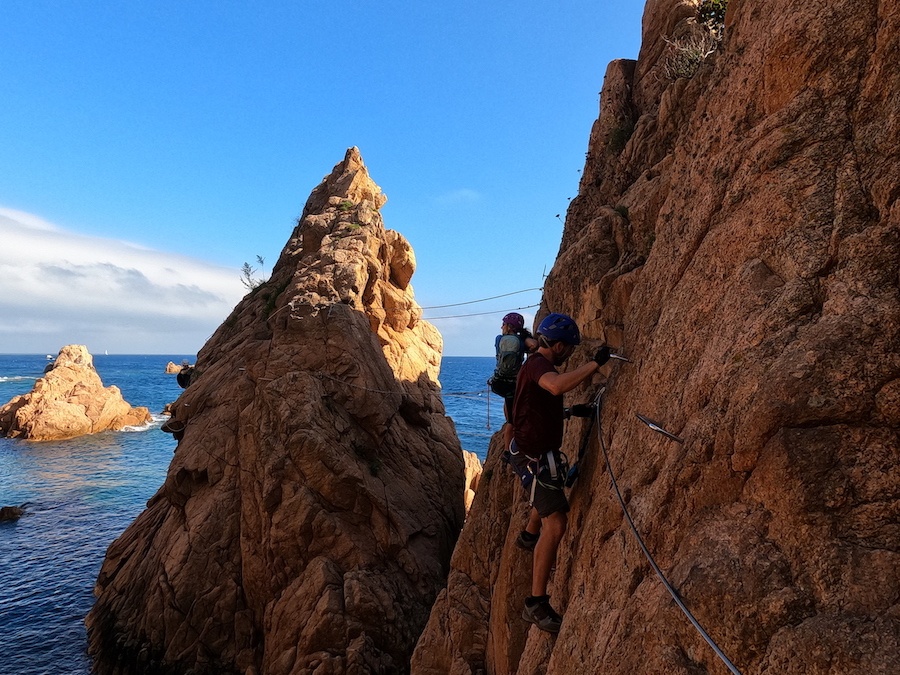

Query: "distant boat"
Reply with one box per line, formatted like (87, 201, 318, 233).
(105, 350, 109, 356)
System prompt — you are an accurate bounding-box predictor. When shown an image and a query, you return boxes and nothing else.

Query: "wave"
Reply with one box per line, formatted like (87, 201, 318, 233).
(0, 375, 36, 383)
(120, 412, 172, 433)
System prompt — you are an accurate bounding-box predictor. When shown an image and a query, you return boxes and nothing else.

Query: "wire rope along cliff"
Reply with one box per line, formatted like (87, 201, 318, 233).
(425, 303, 541, 321)
(86, 148, 468, 675)
(418, 287, 543, 310)
(593, 395, 742, 674)
(547, 372, 742, 673)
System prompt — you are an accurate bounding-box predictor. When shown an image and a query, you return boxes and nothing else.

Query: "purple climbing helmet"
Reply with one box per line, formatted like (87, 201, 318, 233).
(502, 312, 525, 331)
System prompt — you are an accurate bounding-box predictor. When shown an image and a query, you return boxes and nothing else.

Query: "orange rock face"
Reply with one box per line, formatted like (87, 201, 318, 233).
(462, 450, 484, 512)
(0, 345, 151, 440)
(86, 148, 466, 674)
(414, 1, 900, 673)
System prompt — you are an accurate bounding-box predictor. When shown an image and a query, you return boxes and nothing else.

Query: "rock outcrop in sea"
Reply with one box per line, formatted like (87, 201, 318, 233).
(413, 0, 900, 673)
(86, 148, 467, 674)
(0, 505, 25, 521)
(0, 345, 151, 441)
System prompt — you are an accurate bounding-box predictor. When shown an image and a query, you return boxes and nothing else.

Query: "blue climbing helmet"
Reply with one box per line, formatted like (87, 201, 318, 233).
(537, 313, 581, 345)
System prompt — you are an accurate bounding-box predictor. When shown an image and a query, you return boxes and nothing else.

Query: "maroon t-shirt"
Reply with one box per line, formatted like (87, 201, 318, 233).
(512, 353, 565, 456)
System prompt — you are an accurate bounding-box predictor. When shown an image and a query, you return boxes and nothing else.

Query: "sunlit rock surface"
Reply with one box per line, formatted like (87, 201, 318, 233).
(0, 345, 151, 441)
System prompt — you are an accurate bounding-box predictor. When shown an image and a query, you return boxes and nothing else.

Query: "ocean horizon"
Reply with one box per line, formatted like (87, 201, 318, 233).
(0, 353, 502, 674)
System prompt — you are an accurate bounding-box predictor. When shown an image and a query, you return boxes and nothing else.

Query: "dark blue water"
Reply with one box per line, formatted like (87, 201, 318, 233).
(438, 356, 505, 460)
(0, 354, 501, 674)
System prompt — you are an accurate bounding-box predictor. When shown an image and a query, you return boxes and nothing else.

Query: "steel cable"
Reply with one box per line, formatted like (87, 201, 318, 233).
(593, 402, 742, 675)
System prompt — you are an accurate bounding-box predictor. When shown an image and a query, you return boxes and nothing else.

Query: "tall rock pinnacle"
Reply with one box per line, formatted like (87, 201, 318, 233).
(86, 148, 466, 674)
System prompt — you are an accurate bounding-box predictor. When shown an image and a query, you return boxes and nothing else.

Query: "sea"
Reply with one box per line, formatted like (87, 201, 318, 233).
(0, 354, 502, 675)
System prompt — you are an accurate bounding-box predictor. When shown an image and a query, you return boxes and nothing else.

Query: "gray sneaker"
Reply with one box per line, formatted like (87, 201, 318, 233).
(522, 599, 562, 633)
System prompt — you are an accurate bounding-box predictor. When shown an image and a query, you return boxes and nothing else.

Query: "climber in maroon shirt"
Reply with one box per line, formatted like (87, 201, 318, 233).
(509, 312, 610, 633)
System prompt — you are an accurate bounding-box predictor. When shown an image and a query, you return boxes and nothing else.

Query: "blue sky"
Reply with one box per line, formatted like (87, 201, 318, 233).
(0, 1, 644, 356)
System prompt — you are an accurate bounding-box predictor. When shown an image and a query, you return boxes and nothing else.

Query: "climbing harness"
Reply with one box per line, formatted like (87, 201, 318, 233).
(506, 441, 569, 505)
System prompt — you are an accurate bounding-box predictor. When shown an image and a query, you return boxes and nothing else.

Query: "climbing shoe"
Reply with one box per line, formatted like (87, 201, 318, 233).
(522, 596, 562, 633)
(515, 529, 539, 551)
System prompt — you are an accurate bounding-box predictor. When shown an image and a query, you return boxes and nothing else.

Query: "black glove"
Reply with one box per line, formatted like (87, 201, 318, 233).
(594, 345, 611, 366)
(570, 404, 595, 418)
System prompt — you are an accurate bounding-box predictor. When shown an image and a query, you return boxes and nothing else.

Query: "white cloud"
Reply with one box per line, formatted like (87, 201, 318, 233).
(0, 207, 247, 354)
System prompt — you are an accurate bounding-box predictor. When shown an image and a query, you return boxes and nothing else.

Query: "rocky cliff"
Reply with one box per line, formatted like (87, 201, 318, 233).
(413, 1, 899, 673)
(0, 345, 151, 440)
(86, 148, 467, 674)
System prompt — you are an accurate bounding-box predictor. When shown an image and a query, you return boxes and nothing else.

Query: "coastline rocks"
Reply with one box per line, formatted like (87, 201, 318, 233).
(86, 148, 467, 674)
(0, 345, 151, 441)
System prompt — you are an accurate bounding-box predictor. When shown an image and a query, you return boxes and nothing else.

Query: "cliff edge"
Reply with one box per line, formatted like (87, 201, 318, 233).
(414, 0, 899, 673)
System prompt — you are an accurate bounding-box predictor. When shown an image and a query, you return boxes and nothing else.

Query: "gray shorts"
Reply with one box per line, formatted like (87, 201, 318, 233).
(508, 442, 570, 518)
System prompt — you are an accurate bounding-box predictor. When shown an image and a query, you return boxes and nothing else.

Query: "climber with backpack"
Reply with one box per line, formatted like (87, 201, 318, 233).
(488, 312, 537, 449)
(508, 312, 610, 633)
